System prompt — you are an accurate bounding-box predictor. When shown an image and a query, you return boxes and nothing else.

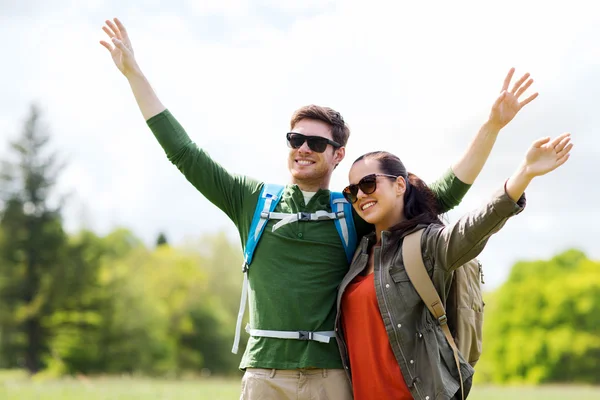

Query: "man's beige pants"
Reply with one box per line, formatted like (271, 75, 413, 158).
(240, 368, 353, 400)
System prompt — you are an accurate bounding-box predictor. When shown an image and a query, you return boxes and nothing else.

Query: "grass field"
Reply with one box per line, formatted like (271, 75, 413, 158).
(1, 370, 598, 399)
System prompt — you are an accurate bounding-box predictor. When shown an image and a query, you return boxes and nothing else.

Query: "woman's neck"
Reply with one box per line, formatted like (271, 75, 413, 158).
(375, 209, 405, 243)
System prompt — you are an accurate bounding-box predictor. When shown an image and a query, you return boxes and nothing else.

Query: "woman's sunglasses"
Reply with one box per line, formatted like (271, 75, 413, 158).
(342, 174, 398, 204)
(286, 132, 342, 153)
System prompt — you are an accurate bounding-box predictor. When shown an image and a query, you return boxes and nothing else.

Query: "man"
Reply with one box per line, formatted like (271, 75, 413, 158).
(100, 17, 537, 399)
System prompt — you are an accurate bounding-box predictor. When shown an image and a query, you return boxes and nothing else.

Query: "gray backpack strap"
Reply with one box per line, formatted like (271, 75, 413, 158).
(403, 229, 465, 400)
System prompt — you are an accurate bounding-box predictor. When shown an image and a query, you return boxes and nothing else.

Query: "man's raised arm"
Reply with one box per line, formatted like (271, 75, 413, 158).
(98, 18, 262, 227)
(99, 18, 165, 120)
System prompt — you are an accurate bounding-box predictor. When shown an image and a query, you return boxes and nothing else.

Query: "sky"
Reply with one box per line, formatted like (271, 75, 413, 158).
(0, 0, 598, 290)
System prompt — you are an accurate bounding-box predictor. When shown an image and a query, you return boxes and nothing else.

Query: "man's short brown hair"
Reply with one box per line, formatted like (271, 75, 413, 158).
(290, 105, 350, 147)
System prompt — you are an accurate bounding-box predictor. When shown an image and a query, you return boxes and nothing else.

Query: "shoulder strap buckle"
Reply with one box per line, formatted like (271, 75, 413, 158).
(438, 314, 448, 326)
(298, 331, 313, 341)
(298, 212, 311, 221)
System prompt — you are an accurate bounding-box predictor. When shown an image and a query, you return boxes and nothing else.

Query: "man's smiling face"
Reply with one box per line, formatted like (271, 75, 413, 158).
(287, 118, 344, 191)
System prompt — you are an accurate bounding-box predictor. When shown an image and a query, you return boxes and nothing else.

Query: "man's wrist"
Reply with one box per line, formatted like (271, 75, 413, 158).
(125, 66, 145, 82)
(481, 120, 502, 135)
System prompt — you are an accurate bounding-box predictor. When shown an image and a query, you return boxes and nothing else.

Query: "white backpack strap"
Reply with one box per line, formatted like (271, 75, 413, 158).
(232, 184, 283, 354)
(253, 196, 275, 241)
(270, 210, 343, 231)
(332, 198, 350, 246)
(232, 272, 249, 354)
(246, 325, 336, 344)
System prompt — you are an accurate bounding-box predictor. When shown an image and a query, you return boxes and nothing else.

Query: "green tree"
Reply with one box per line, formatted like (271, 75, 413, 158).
(477, 249, 600, 384)
(42, 229, 134, 375)
(156, 231, 168, 247)
(39, 227, 244, 376)
(0, 105, 68, 373)
(183, 232, 246, 373)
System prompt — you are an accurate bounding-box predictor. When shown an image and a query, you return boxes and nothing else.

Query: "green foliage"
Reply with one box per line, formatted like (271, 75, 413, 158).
(476, 249, 600, 384)
(38, 228, 243, 376)
(178, 232, 246, 373)
(155, 232, 168, 247)
(1, 106, 245, 376)
(0, 105, 68, 373)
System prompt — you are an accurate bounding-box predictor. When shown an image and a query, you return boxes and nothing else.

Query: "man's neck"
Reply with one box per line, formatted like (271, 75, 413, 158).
(292, 178, 330, 192)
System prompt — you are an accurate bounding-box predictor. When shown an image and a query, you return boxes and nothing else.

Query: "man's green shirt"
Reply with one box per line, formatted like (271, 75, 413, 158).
(147, 110, 471, 370)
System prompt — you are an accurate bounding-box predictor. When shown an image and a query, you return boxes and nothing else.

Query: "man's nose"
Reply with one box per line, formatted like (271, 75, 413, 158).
(298, 140, 312, 153)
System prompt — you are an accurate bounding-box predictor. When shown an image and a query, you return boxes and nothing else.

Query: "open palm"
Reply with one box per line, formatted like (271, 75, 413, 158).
(524, 133, 573, 177)
(99, 18, 139, 77)
(489, 68, 539, 129)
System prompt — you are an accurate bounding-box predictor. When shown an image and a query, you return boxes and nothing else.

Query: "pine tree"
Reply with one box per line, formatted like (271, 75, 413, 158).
(0, 105, 67, 373)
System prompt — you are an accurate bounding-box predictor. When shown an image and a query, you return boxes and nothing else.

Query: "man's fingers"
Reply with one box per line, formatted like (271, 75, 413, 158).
(99, 40, 113, 53)
(114, 18, 127, 35)
(501, 67, 515, 92)
(510, 72, 531, 94)
(102, 26, 116, 39)
(106, 19, 122, 40)
(519, 92, 539, 109)
(114, 17, 134, 51)
(515, 78, 533, 98)
(111, 37, 129, 55)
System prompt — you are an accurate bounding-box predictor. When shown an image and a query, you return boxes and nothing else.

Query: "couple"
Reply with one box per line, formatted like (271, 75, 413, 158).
(100, 18, 572, 400)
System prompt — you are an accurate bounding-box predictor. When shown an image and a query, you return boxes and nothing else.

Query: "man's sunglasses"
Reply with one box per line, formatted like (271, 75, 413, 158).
(342, 174, 398, 204)
(286, 132, 342, 153)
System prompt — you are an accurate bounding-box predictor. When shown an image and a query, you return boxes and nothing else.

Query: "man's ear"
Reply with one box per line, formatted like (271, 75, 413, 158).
(334, 147, 346, 166)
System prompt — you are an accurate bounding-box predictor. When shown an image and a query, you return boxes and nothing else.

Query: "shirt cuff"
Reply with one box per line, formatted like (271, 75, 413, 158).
(491, 181, 526, 217)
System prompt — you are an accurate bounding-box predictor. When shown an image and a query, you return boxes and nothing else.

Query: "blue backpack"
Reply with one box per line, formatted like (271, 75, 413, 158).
(232, 183, 357, 353)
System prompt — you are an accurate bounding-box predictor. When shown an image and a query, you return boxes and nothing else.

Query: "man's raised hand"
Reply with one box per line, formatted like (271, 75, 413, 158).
(99, 18, 140, 78)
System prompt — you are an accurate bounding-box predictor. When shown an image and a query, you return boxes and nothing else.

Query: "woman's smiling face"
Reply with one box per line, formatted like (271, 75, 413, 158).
(348, 158, 406, 230)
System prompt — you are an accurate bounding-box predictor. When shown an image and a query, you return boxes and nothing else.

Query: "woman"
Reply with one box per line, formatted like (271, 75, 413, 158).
(334, 133, 573, 400)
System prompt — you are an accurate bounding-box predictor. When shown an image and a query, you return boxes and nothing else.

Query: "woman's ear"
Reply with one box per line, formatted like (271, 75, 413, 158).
(396, 176, 406, 196)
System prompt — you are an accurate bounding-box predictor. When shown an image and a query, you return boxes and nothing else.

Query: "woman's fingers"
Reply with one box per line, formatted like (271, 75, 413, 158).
(556, 142, 574, 159)
(532, 136, 551, 148)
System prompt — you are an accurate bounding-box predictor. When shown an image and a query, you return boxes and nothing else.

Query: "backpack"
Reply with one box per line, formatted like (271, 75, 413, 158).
(402, 229, 485, 400)
(231, 183, 357, 354)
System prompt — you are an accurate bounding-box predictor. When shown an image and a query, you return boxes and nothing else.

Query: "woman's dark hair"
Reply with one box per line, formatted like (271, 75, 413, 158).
(353, 151, 443, 232)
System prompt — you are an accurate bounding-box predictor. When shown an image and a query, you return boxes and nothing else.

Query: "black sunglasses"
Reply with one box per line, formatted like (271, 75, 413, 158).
(342, 174, 398, 204)
(286, 132, 341, 153)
